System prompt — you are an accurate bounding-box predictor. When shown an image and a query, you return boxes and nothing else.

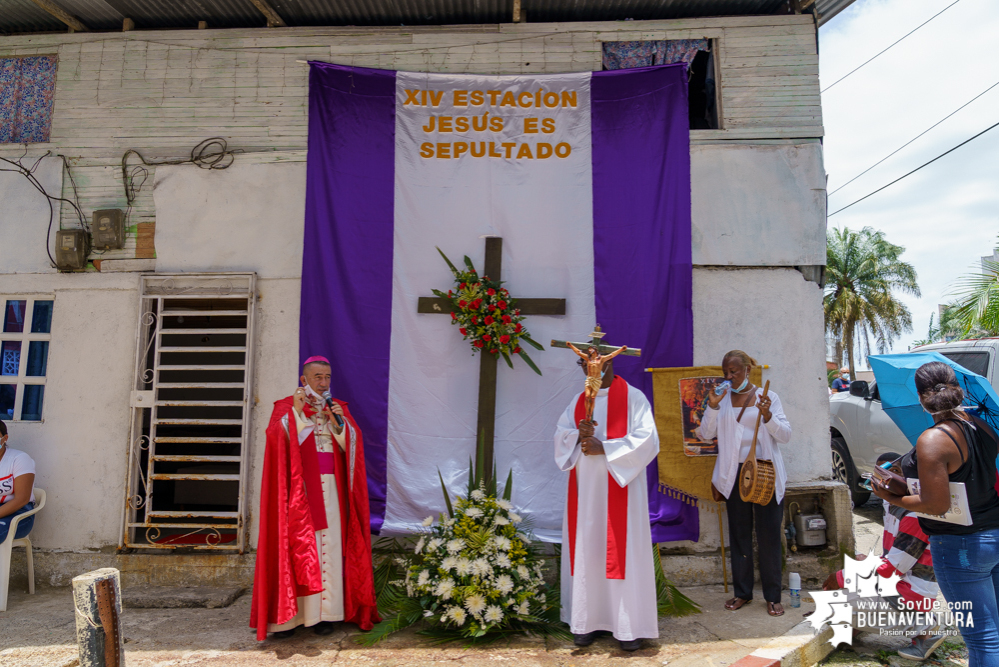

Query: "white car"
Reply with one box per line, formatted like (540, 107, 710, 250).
(829, 339, 999, 506)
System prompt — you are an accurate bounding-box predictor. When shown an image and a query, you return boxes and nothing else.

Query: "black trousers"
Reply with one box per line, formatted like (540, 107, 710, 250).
(725, 467, 784, 603)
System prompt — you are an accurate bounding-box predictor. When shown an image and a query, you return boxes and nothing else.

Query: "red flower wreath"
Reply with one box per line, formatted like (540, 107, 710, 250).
(432, 247, 544, 375)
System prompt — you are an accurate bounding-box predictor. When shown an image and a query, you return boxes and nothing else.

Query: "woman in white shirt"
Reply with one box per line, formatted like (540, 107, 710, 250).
(697, 351, 792, 617)
(0, 420, 37, 543)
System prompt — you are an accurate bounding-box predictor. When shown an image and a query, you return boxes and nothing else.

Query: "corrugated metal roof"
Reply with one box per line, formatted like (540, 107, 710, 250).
(815, 0, 855, 26)
(1, 0, 67, 34)
(0, 0, 857, 33)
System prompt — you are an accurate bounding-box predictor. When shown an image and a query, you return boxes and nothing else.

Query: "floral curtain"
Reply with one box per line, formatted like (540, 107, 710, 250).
(0, 56, 58, 143)
(602, 39, 709, 71)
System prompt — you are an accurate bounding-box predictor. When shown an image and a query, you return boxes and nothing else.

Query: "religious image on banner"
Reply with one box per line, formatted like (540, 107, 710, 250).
(678, 377, 726, 456)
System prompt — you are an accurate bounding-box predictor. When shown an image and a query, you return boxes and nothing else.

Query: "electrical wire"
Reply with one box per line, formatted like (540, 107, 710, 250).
(828, 119, 999, 217)
(829, 77, 999, 196)
(0, 151, 88, 267)
(120, 137, 240, 225)
(821, 0, 962, 93)
(0, 139, 238, 269)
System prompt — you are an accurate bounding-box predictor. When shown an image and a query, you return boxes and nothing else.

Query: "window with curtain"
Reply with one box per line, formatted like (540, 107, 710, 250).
(0, 55, 58, 143)
(602, 40, 718, 130)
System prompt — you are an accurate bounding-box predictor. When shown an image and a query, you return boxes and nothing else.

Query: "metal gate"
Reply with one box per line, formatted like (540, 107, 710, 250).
(122, 273, 256, 552)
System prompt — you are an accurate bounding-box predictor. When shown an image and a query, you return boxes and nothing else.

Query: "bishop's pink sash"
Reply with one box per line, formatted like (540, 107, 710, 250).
(568, 375, 629, 580)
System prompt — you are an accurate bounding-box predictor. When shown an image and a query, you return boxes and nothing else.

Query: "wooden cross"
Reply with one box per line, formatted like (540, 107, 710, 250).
(418, 237, 566, 481)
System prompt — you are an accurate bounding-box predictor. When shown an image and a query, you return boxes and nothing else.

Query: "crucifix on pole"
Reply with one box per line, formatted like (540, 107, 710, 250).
(549, 326, 643, 359)
(418, 237, 566, 482)
(550, 325, 643, 420)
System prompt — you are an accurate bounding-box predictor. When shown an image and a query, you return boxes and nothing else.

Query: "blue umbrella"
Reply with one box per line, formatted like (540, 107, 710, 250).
(869, 351, 999, 447)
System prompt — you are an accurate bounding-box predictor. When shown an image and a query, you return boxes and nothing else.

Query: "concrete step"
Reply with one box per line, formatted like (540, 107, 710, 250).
(123, 585, 244, 609)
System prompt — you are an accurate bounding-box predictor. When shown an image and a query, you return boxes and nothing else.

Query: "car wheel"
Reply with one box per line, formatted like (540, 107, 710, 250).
(831, 436, 870, 507)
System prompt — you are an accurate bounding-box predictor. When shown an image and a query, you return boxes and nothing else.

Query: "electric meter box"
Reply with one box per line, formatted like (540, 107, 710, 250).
(92, 208, 125, 249)
(55, 229, 91, 271)
(793, 513, 827, 547)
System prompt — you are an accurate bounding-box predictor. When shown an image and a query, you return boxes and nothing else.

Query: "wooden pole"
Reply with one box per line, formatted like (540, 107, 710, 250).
(475, 237, 503, 482)
(73, 568, 123, 667)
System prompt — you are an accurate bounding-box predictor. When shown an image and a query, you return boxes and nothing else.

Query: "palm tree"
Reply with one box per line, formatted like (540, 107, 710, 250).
(912, 304, 968, 347)
(911, 313, 938, 347)
(950, 242, 999, 337)
(824, 227, 920, 377)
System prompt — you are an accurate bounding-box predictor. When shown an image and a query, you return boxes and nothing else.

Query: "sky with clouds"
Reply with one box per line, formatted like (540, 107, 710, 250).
(818, 0, 999, 366)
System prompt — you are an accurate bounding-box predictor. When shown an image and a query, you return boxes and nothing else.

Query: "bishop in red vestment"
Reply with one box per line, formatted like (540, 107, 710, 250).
(250, 356, 380, 640)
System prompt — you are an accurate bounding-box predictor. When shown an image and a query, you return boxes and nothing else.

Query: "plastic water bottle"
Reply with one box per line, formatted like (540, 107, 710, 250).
(714, 380, 732, 395)
(788, 572, 801, 608)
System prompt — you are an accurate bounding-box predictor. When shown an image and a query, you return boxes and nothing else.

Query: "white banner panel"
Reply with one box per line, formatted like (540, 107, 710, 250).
(385, 72, 594, 540)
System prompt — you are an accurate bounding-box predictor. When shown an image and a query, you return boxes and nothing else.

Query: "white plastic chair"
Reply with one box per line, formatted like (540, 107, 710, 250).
(0, 487, 45, 612)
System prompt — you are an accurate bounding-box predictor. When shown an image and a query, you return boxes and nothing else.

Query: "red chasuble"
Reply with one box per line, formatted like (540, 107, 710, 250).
(567, 375, 630, 580)
(250, 395, 381, 639)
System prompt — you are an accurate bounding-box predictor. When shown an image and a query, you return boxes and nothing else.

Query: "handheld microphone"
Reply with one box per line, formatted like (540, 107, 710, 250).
(321, 391, 345, 428)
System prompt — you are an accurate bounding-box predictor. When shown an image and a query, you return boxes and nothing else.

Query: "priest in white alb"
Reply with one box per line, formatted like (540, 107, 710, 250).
(554, 346, 660, 651)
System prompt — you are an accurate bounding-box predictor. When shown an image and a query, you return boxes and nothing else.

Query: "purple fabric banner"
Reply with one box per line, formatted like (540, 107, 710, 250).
(591, 65, 698, 542)
(301, 62, 696, 541)
(300, 62, 397, 533)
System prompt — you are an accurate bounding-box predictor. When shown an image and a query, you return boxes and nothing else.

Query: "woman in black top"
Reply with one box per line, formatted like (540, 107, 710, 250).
(871, 361, 999, 667)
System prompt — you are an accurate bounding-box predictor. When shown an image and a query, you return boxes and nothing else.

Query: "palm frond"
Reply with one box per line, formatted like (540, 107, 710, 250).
(653, 546, 701, 617)
(435, 246, 460, 275)
(487, 464, 497, 497)
(502, 468, 513, 501)
(355, 599, 425, 646)
(520, 334, 545, 351)
(439, 468, 454, 518)
(518, 350, 543, 376)
(475, 429, 486, 486)
(950, 259, 999, 336)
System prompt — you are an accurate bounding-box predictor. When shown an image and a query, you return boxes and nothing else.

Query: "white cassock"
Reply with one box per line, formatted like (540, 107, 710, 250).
(268, 398, 353, 631)
(554, 381, 660, 641)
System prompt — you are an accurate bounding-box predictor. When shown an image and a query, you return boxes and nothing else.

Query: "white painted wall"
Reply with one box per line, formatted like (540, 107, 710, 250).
(0, 272, 139, 550)
(691, 143, 826, 266)
(0, 157, 62, 274)
(152, 163, 306, 280)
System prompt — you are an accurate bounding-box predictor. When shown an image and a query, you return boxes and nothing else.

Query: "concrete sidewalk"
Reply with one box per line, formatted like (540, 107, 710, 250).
(0, 584, 832, 667)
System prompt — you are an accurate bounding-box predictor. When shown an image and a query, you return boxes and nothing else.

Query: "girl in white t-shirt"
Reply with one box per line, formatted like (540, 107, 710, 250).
(0, 420, 36, 542)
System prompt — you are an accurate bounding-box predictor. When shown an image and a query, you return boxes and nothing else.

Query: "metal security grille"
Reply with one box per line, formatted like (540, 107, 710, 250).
(122, 274, 256, 552)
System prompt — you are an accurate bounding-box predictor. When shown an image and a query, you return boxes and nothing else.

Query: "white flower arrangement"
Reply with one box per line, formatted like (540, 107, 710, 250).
(390, 482, 555, 640)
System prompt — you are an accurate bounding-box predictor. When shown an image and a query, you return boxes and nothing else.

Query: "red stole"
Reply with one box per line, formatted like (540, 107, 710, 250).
(296, 404, 347, 544)
(568, 375, 630, 580)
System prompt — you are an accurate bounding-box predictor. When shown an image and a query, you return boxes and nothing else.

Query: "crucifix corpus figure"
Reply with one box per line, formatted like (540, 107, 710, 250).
(550, 326, 660, 651)
(566, 336, 628, 424)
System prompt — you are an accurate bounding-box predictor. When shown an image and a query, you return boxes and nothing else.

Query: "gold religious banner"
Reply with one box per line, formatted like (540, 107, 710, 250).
(646, 365, 763, 505)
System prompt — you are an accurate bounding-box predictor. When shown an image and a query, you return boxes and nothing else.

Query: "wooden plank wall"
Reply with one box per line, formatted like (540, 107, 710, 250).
(0, 15, 821, 263)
